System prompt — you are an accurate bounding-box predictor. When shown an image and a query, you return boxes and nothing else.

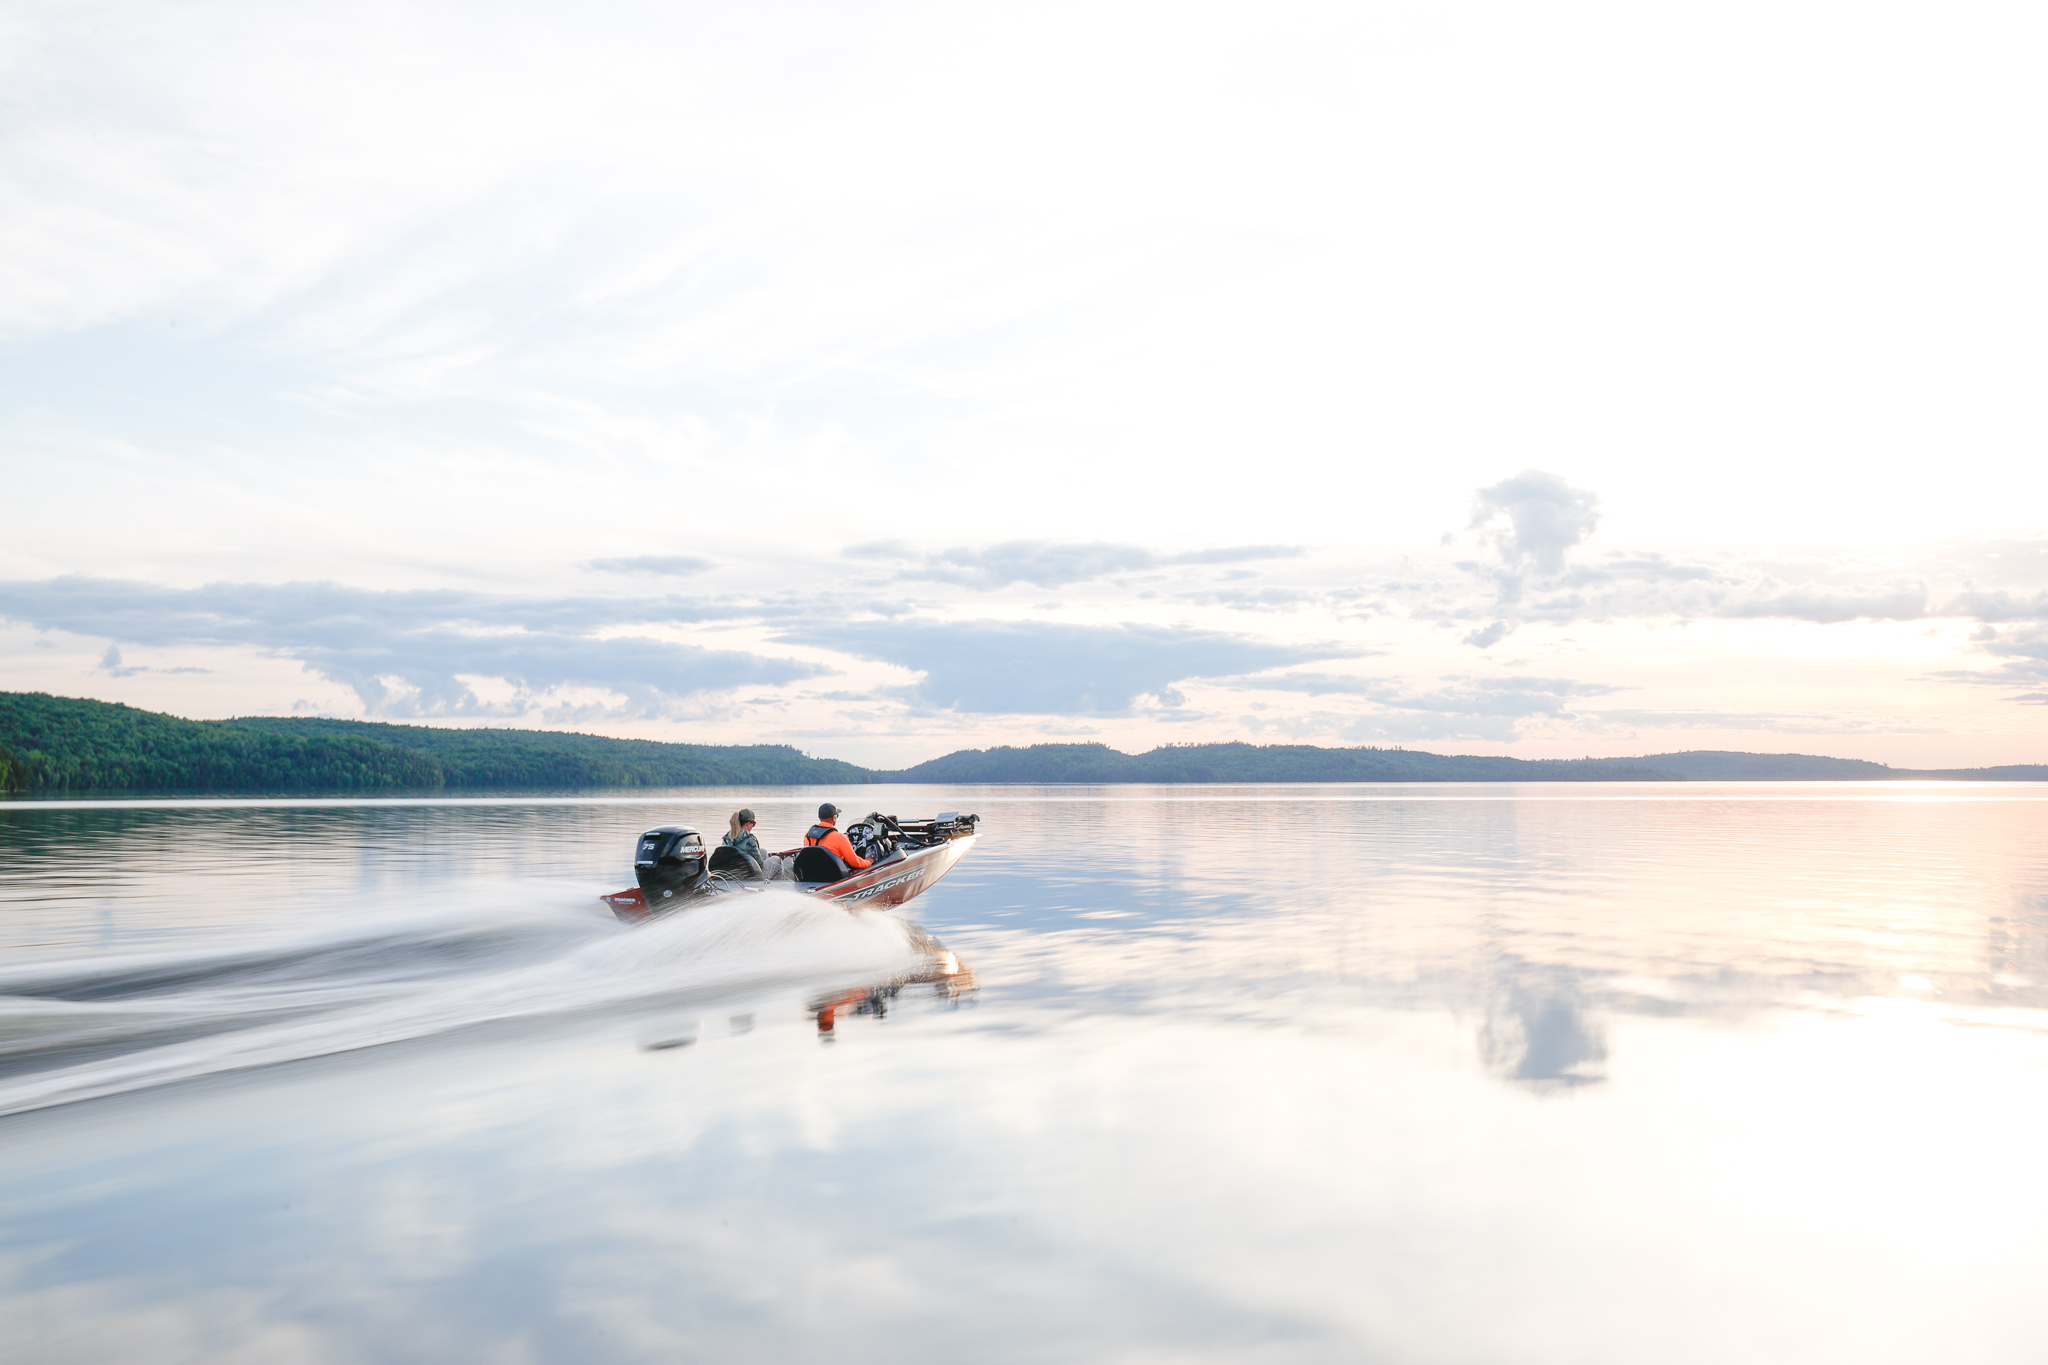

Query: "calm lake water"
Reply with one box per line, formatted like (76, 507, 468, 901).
(2, 783, 2047, 1363)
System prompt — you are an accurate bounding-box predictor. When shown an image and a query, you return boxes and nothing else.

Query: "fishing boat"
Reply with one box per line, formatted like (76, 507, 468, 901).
(601, 811, 980, 922)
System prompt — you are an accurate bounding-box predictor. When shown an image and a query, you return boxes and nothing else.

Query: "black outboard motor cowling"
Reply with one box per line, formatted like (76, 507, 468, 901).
(635, 825, 709, 908)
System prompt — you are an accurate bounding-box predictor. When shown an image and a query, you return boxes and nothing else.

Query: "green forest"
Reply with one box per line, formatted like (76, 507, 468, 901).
(0, 693, 868, 794)
(1, 692, 2041, 795)
(889, 742, 1683, 783)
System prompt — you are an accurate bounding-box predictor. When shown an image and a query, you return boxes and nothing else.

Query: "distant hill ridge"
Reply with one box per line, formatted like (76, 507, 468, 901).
(1581, 750, 2048, 781)
(0, 692, 2041, 795)
(889, 742, 1678, 784)
(0, 694, 866, 794)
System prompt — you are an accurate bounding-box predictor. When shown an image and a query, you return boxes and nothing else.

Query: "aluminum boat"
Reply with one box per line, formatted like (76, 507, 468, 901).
(602, 811, 979, 922)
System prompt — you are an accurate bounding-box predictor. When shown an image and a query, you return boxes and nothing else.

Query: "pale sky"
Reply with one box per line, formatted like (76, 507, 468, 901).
(2, 0, 2045, 767)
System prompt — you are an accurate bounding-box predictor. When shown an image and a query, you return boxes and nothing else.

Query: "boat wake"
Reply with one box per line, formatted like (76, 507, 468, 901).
(0, 891, 929, 1117)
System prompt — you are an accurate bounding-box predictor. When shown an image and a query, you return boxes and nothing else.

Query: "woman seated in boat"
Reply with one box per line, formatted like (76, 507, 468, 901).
(723, 809, 763, 863)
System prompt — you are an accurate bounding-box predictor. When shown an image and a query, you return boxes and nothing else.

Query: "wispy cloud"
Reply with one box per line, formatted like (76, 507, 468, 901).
(846, 541, 1304, 591)
(95, 645, 210, 679)
(1175, 587, 1323, 613)
(1345, 712, 1524, 743)
(1398, 521, 2048, 641)
(1229, 671, 1627, 742)
(1938, 626, 2048, 692)
(0, 578, 823, 718)
(1943, 589, 2048, 624)
(779, 619, 1346, 715)
(1717, 583, 1931, 623)
(584, 556, 714, 577)
(1584, 708, 1943, 735)
(1306, 673, 1624, 716)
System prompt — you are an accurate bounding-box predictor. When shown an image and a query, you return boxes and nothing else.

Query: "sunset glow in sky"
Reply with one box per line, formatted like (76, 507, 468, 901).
(3, 0, 2045, 767)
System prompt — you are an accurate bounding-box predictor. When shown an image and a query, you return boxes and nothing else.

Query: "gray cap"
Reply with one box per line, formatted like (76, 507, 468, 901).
(736, 808, 755, 824)
(818, 802, 840, 819)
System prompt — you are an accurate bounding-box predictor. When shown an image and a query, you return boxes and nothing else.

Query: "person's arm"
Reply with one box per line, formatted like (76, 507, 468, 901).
(823, 828, 871, 870)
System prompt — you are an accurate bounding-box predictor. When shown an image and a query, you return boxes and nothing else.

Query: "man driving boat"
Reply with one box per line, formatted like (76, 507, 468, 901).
(804, 803, 872, 871)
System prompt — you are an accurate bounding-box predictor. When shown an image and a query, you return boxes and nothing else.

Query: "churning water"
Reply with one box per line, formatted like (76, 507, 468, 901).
(3, 783, 2048, 1363)
(0, 892, 929, 1116)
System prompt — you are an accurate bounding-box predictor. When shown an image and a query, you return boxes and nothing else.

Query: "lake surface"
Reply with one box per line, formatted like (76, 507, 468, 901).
(2, 783, 2047, 1363)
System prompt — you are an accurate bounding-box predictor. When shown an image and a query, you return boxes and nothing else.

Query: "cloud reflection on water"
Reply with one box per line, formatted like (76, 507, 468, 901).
(4, 787, 2048, 1361)
(1479, 967, 1608, 1087)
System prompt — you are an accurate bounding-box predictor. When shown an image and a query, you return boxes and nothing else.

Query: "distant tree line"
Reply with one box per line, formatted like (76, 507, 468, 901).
(887, 741, 1683, 783)
(0, 694, 869, 794)
(3, 692, 2040, 795)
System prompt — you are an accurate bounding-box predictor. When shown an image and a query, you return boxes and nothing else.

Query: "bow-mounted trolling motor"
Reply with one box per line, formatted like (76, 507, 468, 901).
(634, 826, 709, 907)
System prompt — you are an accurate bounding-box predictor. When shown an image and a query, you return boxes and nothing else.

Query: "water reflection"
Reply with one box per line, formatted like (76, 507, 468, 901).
(0, 884, 944, 1115)
(4, 786, 2048, 1363)
(811, 932, 977, 1040)
(1479, 964, 1607, 1086)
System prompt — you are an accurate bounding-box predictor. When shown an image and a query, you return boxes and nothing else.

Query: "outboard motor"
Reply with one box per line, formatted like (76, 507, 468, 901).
(634, 825, 708, 909)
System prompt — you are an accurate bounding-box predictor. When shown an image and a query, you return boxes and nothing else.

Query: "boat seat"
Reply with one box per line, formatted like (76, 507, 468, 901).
(791, 846, 851, 883)
(708, 845, 763, 880)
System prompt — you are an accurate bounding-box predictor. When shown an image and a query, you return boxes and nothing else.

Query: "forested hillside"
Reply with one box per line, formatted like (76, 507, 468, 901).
(900, 742, 2048, 783)
(1585, 750, 1894, 779)
(229, 716, 871, 789)
(3, 693, 2040, 794)
(0, 693, 441, 793)
(1583, 751, 2048, 781)
(891, 742, 1683, 783)
(0, 694, 868, 794)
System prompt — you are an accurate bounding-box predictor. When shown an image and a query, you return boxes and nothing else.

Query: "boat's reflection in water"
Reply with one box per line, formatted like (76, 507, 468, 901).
(809, 928, 976, 1040)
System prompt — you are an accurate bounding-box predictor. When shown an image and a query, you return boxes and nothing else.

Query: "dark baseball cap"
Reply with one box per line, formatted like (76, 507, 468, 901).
(818, 802, 840, 819)
(736, 808, 756, 824)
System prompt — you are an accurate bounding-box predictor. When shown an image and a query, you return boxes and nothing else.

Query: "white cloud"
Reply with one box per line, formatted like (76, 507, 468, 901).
(778, 619, 1349, 716)
(0, 578, 824, 718)
(585, 556, 715, 578)
(850, 541, 1304, 591)
(2, 2, 2046, 762)
(1470, 471, 1602, 579)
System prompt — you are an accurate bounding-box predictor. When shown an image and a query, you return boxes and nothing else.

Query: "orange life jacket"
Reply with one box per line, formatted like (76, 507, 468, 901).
(803, 821, 871, 870)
